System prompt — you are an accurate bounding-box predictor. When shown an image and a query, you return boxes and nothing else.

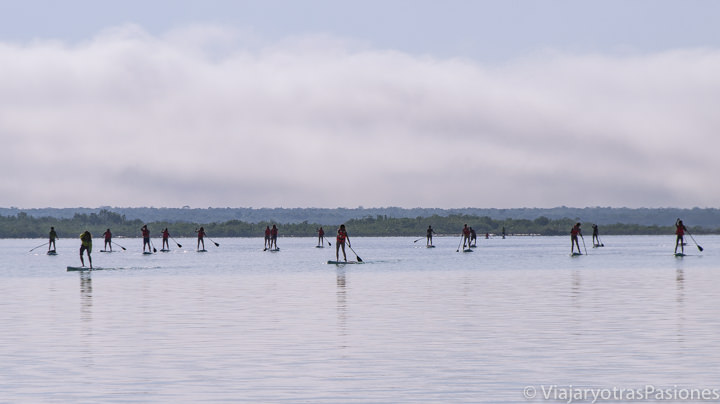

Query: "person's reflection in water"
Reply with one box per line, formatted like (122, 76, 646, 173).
(676, 268, 685, 344)
(336, 269, 347, 348)
(79, 272, 94, 367)
(80, 272, 93, 320)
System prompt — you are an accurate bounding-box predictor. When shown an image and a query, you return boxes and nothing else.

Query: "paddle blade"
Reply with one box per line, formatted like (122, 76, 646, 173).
(153, 248, 157, 253)
(177, 243, 182, 248)
(355, 255, 363, 262)
(214, 242, 220, 247)
(697, 245, 704, 252)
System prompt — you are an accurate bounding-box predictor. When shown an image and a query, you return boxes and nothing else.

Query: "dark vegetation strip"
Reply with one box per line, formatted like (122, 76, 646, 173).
(1, 209, 714, 238)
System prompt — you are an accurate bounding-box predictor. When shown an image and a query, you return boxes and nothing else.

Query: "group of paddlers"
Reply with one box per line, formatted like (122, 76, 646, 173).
(569, 218, 698, 255)
(46, 217, 702, 269)
(53, 226, 209, 269)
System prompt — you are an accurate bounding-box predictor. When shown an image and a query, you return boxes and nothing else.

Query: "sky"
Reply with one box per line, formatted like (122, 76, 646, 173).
(1, 0, 720, 209)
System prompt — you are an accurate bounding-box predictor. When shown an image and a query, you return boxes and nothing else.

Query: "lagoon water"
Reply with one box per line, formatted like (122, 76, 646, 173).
(1, 235, 720, 403)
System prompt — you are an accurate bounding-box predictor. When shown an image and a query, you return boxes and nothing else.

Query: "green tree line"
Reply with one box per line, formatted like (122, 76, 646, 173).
(0, 210, 715, 238)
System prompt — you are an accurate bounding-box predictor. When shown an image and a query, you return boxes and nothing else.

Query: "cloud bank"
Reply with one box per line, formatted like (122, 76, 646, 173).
(1, 25, 719, 208)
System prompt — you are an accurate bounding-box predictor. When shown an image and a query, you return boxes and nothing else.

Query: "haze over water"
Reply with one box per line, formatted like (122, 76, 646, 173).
(1, 235, 719, 403)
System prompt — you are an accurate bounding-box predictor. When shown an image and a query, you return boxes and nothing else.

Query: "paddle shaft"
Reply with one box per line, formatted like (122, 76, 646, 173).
(685, 229, 704, 251)
(112, 241, 127, 250)
(29, 241, 49, 252)
(348, 244, 363, 262)
(170, 236, 182, 248)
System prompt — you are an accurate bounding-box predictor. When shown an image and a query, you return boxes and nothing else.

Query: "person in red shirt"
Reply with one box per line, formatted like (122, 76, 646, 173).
(571, 223, 582, 254)
(270, 225, 279, 249)
(264, 226, 271, 250)
(317, 227, 325, 247)
(462, 224, 471, 249)
(161, 228, 170, 250)
(103, 228, 112, 252)
(141, 225, 151, 252)
(674, 219, 687, 254)
(336, 224, 350, 262)
(197, 227, 206, 250)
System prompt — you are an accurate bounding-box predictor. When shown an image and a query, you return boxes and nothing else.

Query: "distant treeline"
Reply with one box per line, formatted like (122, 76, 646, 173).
(2, 206, 720, 227)
(0, 209, 714, 238)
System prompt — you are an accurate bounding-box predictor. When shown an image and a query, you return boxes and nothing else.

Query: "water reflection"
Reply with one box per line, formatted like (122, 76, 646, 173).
(336, 268, 347, 347)
(79, 272, 93, 321)
(79, 272, 94, 368)
(571, 270, 581, 307)
(676, 269, 685, 344)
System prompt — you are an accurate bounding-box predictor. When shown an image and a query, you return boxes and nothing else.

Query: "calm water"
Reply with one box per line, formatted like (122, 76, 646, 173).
(1, 235, 719, 403)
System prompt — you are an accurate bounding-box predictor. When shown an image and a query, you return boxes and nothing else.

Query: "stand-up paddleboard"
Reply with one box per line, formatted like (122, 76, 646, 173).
(426, 245, 436, 248)
(99, 250, 114, 253)
(160, 249, 171, 252)
(327, 260, 362, 265)
(674, 253, 687, 257)
(67, 266, 105, 271)
(143, 251, 154, 255)
(463, 248, 473, 253)
(315, 245, 324, 248)
(571, 252, 583, 256)
(47, 250, 58, 255)
(269, 248, 280, 252)
(196, 249, 207, 253)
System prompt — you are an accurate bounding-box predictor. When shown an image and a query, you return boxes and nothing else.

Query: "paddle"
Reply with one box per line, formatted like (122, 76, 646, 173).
(685, 229, 704, 252)
(170, 236, 182, 248)
(581, 234, 587, 255)
(149, 239, 157, 253)
(29, 241, 49, 252)
(324, 236, 331, 247)
(413, 237, 424, 243)
(206, 236, 220, 247)
(111, 241, 127, 251)
(348, 244, 363, 262)
(456, 235, 464, 252)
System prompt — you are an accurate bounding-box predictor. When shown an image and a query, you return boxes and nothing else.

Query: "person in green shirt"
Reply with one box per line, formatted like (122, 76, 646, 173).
(48, 227, 58, 252)
(79, 230, 92, 268)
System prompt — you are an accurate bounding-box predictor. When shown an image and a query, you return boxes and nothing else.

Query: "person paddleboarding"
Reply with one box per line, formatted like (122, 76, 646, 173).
(270, 225, 278, 250)
(197, 227, 206, 250)
(264, 226, 271, 250)
(592, 224, 602, 247)
(48, 226, 58, 252)
(426, 225, 435, 246)
(336, 224, 350, 262)
(103, 228, 112, 252)
(141, 225, 152, 253)
(571, 223, 582, 254)
(79, 230, 92, 268)
(462, 224, 471, 250)
(674, 219, 687, 255)
(317, 227, 325, 247)
(161, 228, 170, 250)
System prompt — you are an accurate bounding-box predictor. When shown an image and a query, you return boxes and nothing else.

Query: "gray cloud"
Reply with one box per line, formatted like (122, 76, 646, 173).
(1, 25, 719, 208)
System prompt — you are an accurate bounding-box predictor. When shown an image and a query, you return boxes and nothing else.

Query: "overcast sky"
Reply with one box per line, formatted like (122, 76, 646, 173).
(1, 1, 719, 209)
